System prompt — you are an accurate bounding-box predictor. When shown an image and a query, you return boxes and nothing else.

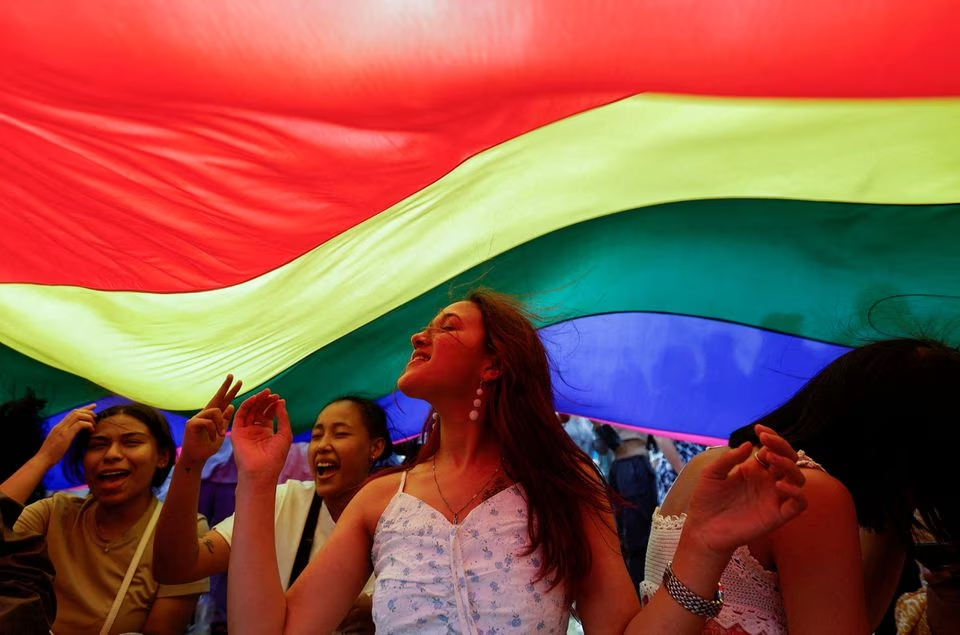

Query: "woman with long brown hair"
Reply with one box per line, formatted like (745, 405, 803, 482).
(226, 290, 807, 634)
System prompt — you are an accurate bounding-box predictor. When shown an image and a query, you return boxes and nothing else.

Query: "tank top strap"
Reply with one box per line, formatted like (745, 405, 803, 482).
(396, 469, 408, 494)
(796, 449, 826, 473)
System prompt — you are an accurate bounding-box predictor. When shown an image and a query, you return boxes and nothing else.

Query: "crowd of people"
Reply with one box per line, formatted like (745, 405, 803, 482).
(0, 289, 957, 634)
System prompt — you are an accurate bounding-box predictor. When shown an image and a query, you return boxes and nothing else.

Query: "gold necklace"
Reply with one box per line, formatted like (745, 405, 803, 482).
(432, 456, 501, 525)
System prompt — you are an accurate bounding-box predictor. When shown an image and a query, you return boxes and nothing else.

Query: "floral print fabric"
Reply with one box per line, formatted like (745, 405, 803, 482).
(371, 472, 568, 634)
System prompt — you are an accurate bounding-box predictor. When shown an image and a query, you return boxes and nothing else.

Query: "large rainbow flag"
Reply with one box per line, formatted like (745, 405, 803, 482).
(2, 2, 959, 480)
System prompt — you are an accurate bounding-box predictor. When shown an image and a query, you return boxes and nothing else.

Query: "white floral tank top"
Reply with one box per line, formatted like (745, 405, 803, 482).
(371, 470, 568, 633)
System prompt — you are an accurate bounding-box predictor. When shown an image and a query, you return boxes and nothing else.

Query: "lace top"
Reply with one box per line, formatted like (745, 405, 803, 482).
(371, 471, 568, 633)
(638, 451, 824, 635)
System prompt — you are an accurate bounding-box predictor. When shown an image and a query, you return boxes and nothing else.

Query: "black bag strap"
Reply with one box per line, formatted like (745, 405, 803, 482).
(288, 493, 323, 587)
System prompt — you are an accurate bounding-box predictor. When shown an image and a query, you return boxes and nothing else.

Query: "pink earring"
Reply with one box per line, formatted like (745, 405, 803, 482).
(468, 382, 484, 421)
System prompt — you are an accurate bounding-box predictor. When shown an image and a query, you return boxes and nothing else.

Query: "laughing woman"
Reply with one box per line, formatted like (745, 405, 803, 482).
(153, 376, 393, 635)
(227, 290, 807, 634)
(0, 403, 208, 635)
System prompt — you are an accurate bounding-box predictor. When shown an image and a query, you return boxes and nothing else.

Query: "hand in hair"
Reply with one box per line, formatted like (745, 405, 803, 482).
(683, 424, 807, 558)
(230, 389, 293, 483)
(39, 406, 98, 466)
(180, 374, 243, 467)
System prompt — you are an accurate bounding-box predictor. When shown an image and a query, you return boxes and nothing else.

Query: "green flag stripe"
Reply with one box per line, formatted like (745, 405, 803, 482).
(2, 94, 959, 409)
(5, 198, 958, 422)
(251, 198, 960, 428)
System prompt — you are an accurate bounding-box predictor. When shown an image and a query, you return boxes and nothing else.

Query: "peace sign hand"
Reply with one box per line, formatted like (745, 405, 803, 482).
(180, 375, 243, 467)
(205, 373, 243, 413)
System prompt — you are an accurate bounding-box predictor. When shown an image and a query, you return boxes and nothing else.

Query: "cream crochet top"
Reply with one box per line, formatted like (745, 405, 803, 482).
(638, 451, 823, 635)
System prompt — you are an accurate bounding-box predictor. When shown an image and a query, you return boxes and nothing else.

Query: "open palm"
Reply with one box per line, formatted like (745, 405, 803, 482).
(230, 389, 293, 481)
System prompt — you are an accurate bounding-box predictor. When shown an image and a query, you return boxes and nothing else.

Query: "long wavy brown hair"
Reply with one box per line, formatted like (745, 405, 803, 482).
(399, 289, 615, 602)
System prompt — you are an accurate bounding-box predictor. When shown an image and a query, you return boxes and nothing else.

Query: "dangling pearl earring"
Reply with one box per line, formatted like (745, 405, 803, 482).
(432, 411, 440, 426)
(469, 383, 484, 422)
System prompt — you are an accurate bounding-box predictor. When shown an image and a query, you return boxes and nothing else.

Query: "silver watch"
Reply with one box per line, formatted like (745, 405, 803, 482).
(662, 561, 724, 618)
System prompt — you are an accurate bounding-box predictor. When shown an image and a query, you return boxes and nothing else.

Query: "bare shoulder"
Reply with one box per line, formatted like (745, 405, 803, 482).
(782, 468, 853, 519)
(349, 470, 405, 532)
(360, 470, 404, 499)
(768, 467, 857, 550)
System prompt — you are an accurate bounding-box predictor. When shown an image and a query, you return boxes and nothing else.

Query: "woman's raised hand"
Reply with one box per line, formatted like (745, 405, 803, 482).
(684, 424, 807, 557)
(230, 389, 292, 482)
(180, 374, 243, 466)
(36, 405, 97, 467)
(0, 404, 99, 504)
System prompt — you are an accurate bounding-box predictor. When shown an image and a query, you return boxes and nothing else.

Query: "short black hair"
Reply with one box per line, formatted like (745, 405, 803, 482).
(324, 396, 394, 465)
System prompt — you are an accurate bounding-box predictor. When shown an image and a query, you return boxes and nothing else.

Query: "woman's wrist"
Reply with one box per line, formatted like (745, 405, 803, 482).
(175, 456, 209, 474)
(236, 471, 281, 490)
(29, 452, 58, 474)
(678, 508, 738, 562)
(662, 561, 723, 618)
(671, 529, 732, 600)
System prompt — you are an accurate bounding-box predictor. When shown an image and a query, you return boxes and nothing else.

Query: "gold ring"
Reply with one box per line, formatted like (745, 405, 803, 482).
(753, 450, 770, 469)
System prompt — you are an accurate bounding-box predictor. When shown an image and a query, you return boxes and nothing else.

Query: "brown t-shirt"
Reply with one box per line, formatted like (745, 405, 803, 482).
(15, 492, 208, 634)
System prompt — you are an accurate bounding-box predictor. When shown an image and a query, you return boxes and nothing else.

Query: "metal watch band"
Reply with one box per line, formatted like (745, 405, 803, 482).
(662, 561, 724, 618)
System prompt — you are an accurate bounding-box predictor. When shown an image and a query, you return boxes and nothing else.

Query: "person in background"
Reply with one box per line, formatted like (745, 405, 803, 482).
(1, 391, 49, 505)
(1, 402, 207, 634)
(592, 419, 659, 591)
(895, 519, 960, 635)
(154, 376, 393, 635)
(0, 491, 56, 633)
(648, 435, 706, 505)
(195, 436, 238, 634)
(557, 412, 611, 473)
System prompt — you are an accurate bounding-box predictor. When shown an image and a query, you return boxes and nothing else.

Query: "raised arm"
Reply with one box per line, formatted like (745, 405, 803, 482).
(591, 419, 621, 454)
(283, 481, 384, 634)
(653, 436, 686, 474)
(0, 405, 96, 504)
(577, 424, 807, 634)
(226, 390, 294, 634)
(227, 390, 376, 635)
(153, 375, 242, 584)
(573, 463, 734, 634)
(141, 595, 203, 635)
